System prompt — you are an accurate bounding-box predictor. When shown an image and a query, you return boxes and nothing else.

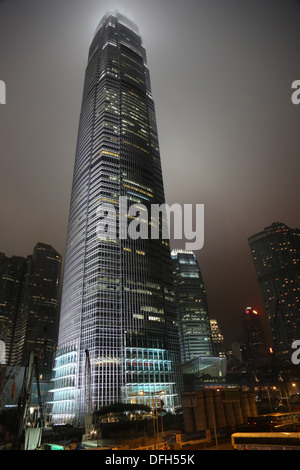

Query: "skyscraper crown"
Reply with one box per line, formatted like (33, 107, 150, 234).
(94, 10, 140, 38)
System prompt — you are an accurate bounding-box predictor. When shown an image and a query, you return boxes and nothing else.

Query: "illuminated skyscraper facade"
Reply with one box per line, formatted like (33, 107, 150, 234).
(11, 243, 62, 376)
(210, 319, 226, 358)
(248, 222, 300, 362)
(0, 254, 25, 364)
(171, 250, 213, 363)
(0, 244, 61, 374)
(50, 12, 182, 424)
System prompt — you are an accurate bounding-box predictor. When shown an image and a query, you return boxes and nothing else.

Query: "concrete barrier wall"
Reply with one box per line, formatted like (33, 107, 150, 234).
(182, 389, 257, 432)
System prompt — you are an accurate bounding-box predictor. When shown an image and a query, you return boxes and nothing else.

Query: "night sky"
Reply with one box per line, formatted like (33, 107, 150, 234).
(0, 0, 299, 346)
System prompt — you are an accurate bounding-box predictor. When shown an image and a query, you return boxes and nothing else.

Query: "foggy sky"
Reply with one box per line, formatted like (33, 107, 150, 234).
(0, 0, 299, 345)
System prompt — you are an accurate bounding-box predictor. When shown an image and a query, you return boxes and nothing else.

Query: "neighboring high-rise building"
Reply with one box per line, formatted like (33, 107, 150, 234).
(242, 306, 269, 366)
(230, 340, 246, 363)
(210, 319, 226, 358)
(248, 222, 300, 362)
(0, 254, 26, 364)
(171, 250, 213, 363)
(50, 12, 182, 424)
(10, 243, 62, 378)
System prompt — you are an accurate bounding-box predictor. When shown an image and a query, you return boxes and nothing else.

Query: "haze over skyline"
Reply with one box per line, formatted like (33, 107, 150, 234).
(0, 0, 299, 345)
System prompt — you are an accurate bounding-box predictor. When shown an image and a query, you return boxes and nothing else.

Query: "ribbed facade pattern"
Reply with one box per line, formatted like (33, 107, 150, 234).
(51, 12, 182, 424)
(171, 250, 213, 364)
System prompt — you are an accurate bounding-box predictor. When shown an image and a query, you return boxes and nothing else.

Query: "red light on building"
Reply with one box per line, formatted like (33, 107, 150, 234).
(245, 307, 259, 315)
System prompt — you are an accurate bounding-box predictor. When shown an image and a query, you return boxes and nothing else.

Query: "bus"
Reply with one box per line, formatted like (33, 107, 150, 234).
(231, 432, 300, 450)
(247, 412, 300, 431)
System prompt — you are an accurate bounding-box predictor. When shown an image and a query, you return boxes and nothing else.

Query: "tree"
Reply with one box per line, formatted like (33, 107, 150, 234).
(93, 403, 151, 422)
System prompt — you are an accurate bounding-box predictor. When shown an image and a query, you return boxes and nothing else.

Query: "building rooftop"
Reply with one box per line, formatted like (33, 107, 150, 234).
(94, 10, 140, 38)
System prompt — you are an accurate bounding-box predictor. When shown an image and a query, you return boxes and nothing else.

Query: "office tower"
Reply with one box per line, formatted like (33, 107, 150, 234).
(0, 254, 26, 364)
(171, 250, 213, 363)
(11, 243, 62, 377)
(210, 319, 226, 358)
(242, 307, 268, 366)
(230, 341, 246, 363)
(50, 12, 182, 424)
(248, 222, 300, 362)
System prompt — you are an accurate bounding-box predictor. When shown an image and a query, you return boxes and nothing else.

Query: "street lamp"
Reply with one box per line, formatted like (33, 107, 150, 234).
(155, 391, 165, 447)
(151, 390, 164, 450)
(139, 390, 165, 450)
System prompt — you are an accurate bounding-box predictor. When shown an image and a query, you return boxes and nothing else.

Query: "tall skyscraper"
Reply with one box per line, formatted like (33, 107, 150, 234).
(171, 250, 213, 363)
(242, 307, 269, 366)
(210, 319, 226, 358)
(248, 222, 300, 362)
(0, 244, 61, 374)
(0, 254, 26, 364)
(11, 243, 62, 377)
(50, 12, 182, 424)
